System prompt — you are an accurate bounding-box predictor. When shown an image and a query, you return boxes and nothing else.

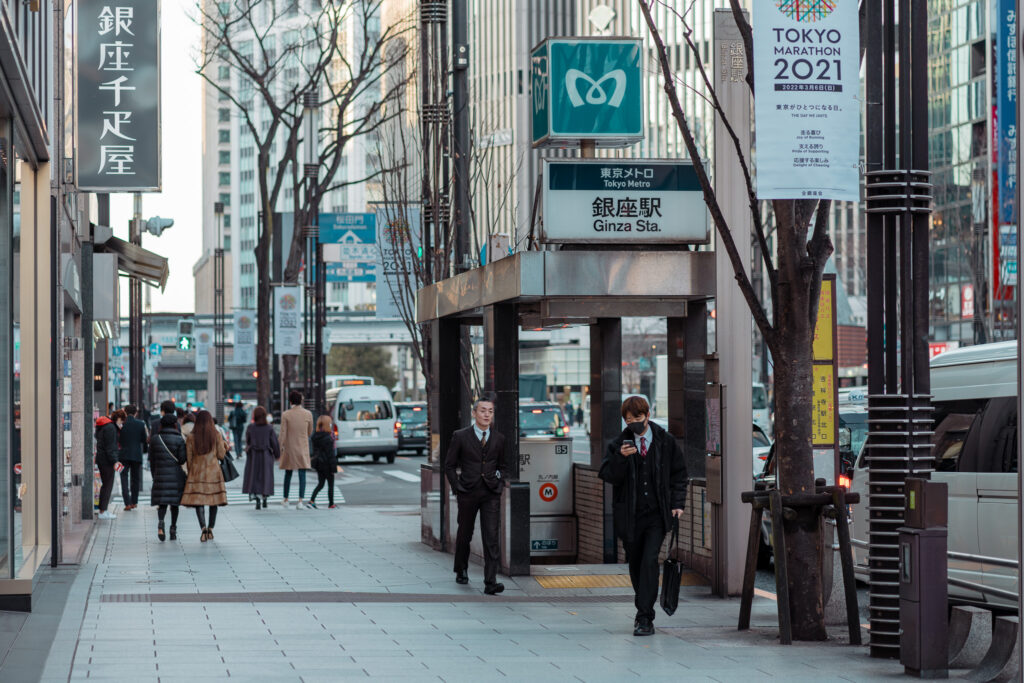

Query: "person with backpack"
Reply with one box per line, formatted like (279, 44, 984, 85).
(95, 410, 125, 519)
(309, 415, 337, 509)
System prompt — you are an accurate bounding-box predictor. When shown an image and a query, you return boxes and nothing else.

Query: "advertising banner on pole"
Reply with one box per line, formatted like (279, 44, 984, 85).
(541, 159, 708, 243)
(996, 0, 1017, 225)
(753, 0, 860, 200)
(320, 213, 376, 283)
(194, 328, 212, 373)
(374, 206, 421, 320)
(273, 285, 302, 355)
(77, 0, 161, 191)
(231, 310, 256, 366)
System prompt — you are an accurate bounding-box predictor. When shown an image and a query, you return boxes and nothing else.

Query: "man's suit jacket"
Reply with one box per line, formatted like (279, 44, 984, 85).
(445, 426, 509, 494)
(118, 416, 149, 463)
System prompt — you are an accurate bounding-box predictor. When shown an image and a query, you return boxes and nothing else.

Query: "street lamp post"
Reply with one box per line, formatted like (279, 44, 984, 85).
(129, 194, 144, 408)
(214, 201, 226, 423)
(302, 90, 324, 415)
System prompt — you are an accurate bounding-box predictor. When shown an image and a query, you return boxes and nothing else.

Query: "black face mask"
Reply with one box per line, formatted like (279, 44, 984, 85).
(627, 420, 647, 435)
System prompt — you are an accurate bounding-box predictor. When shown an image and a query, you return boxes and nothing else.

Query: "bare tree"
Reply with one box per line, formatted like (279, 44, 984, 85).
(641, 0, 834, 639)
(197, 0, 411, 407)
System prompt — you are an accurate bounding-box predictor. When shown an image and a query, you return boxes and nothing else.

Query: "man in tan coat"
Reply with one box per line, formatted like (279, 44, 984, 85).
(279, 390, 314, 509)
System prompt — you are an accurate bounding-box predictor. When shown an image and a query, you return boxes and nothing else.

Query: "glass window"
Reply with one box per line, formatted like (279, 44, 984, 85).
(338, 400, 392, 421)
(217, 65, 230, 81)
(219, 192, 230, 206)
(218, 129, 230, 144)
(218, 151, 230, 165)
(223, 236, 231, 250)
(218, 108, 230, 123)
(0, 124, 12, 579)
(218, 172, 231, 186)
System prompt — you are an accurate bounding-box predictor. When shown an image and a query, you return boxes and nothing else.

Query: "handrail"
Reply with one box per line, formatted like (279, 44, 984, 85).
(850, 538, 1018, 569)
(947, 577, 1019, 602)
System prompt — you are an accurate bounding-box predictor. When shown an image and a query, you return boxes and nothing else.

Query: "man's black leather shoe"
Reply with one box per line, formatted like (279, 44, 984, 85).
(484, 583, 505, 595)
(455, 571, 469, 585)
(633, 618, 654, 636)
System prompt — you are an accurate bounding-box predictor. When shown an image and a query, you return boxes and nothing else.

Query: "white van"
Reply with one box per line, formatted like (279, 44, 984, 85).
(752, 382, 772, 437)
(327, 384, 399, 464)
(849, 340, 1018, 608)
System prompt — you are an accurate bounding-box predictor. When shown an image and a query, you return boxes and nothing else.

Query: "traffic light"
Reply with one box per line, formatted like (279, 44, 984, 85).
(177, 335, 193, 351)
(177, 318, 195, 352)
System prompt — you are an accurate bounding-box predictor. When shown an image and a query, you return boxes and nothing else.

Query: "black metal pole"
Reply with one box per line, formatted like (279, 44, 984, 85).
(214, 203, 225, 423)
(451, 0, 469, 273)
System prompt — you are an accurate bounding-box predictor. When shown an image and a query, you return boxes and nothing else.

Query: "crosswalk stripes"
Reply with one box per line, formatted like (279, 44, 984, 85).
(111, 485, 345, 507)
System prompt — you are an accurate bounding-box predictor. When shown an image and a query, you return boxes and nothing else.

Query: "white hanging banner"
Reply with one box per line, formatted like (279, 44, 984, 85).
(195, 327, 212, 373)
(753, 0, 860, 200)
(273, 286, 302, 356)
(231, 310, 256, 366)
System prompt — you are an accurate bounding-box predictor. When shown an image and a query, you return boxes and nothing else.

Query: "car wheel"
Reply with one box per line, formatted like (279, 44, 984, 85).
(757, 533, 772, 571)
(372, 454, 381, 463)
(386, 452, 396, 464)
(418, 448, 426, 457)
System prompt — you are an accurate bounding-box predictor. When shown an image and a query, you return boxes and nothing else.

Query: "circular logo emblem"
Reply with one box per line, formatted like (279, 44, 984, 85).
(13, 463, 21, 475)
(539, 483, 558, 502)
(238, 315, 252, 329)
(199, 332, 210, 343)
(279, 294, 297, 310)
(775, 0, 836, 23)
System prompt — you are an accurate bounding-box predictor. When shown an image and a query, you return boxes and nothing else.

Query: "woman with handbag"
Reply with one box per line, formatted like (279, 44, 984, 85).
(180, 410, 228, 542)
(242, 406, 278, 510)
(148, 414, 187, 541)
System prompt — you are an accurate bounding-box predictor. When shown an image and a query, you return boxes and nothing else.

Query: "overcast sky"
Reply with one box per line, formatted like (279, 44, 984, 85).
(112, 0, 202, 314)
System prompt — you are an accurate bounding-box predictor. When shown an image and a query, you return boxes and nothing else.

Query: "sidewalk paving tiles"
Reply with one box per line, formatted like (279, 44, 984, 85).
(12, 499, 914, 681)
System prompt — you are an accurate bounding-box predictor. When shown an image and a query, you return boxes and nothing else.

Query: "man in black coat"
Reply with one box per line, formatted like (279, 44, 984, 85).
(119, 404, 149, 510)
(229, 402, 247, 459)
(444, 393, 509, 595)
(599, 396, 688, 636)
(151, 399, 176, 436)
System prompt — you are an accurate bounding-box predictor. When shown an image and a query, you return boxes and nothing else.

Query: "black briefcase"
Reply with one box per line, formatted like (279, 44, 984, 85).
(660, 520, 682, 616)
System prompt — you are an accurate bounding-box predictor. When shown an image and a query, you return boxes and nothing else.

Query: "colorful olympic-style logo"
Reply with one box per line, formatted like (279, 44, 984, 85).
(238, 315, 252, 329)
(776, 0, 836, 23)
(279, 294, 298, 310)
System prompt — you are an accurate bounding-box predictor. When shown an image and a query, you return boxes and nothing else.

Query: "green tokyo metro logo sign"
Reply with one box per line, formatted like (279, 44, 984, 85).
(531, 38, 643, 148)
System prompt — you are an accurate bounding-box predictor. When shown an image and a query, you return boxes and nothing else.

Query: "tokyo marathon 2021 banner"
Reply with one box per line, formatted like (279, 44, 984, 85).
(753, 0, 860, 201)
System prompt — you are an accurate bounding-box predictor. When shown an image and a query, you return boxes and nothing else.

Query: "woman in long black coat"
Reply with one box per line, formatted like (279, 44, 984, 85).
(242, 406, 279, 509)
(149, 414, 187, 541)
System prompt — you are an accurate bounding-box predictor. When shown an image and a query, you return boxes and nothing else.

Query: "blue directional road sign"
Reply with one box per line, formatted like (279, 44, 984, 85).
(320, 213, 377, 283)
(111, 346, 123, 357)
(148, 343, 163, 356)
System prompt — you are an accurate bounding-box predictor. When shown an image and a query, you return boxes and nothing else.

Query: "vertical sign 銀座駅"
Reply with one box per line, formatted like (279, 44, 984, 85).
(753, 0, 859, 200)
(77, 0, 161, 191)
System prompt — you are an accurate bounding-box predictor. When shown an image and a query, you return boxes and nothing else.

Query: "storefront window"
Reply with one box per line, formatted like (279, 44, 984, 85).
(0, 121, 14, 579)
(11, 132, 21, 575)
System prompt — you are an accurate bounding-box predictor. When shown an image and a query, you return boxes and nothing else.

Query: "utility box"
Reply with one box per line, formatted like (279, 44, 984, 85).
(899, 478, 948, 679)
(519, 438, 576, 558)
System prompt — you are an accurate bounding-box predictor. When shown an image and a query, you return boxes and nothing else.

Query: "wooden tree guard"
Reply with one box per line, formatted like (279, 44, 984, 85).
(738, 485, 861, 646)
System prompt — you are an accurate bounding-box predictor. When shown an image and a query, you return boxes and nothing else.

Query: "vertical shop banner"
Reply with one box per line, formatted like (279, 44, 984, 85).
(811, 275, 839, 484)
(273, 285, 302, 355)
(375, 206, 420, 319)
(997, 0, 1017, 225)
(77, 0, 161, 191)
(231, 310, 256, 366)
(194, 328, 212, 373)
(753, 0, 860, 200)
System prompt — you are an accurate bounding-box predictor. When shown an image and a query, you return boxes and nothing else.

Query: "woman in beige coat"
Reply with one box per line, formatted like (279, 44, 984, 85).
(181, 411, 228, 541)
(279, 390, 314, 509)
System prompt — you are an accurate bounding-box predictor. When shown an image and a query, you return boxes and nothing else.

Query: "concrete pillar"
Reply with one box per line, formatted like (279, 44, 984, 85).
(714, 10, 754, 596)
(431, 317, 462, 552)
(589, 318, 621, 563)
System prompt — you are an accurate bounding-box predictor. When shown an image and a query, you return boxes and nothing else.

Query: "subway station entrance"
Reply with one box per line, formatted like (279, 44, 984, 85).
(415, 248, 752, 588)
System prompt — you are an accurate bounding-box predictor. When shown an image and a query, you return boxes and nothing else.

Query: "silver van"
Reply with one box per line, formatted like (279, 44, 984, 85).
(849, 340, 1018, 608)
(327, 384, 399, 464)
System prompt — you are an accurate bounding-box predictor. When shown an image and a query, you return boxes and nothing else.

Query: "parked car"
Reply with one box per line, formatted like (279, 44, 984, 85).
(519, 402, 570, 438)
(850, 341, 1018, 608)
(752, 423, 772, 477)
(327, 383, 399, 464)
(394, 402, 428, 456)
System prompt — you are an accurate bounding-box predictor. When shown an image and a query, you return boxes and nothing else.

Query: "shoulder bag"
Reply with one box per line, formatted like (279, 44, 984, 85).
(660, 519, 682, 616)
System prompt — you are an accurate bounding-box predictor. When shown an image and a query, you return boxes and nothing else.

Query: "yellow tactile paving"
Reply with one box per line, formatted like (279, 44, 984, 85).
(535, 572, 709, 589)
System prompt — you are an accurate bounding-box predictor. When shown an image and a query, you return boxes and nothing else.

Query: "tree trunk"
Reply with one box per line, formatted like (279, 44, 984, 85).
(773, 288, 827, 641)
(255, 212, 272, 409)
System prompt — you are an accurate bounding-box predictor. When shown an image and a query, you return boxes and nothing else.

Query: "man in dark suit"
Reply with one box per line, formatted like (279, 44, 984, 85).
(600, 395, 688, 636)
(445, 393, 509, 595)
(118, 404, 149, 510)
